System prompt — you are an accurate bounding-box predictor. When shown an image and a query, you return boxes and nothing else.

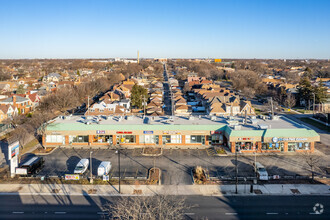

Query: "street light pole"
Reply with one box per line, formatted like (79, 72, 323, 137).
(117, 145, 121, 194)
(235, 146, 238, 194)
(90, 151, 93, 184)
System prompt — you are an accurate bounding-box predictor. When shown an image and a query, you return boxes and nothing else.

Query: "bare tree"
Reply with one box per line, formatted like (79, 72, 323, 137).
(284, 93, 296, 109)
(104, 195, 191, 220)
(303, 151, 321, 181)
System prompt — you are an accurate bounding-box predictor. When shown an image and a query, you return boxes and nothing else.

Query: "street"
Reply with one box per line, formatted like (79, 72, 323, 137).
(0, 194, 328, 219)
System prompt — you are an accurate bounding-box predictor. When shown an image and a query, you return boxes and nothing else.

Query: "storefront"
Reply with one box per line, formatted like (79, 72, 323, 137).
(43, 118, 319, 153)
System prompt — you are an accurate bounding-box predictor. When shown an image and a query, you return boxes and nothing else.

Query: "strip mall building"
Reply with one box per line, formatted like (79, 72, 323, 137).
(43, 115, 320, 153)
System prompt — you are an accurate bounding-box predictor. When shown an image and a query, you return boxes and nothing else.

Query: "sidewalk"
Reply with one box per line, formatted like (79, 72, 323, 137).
(0, 183, 329, 196)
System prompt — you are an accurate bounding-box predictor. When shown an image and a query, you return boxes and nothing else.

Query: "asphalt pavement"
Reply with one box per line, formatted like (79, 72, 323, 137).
(0, 194, 328, 219)
(21, 148, 330, 184)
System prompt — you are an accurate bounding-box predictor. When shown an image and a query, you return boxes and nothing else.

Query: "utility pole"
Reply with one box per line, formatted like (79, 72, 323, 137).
(270, 97, 274, 119)
(235, 146, 238, 194)
(143, 95, 146, 117)
(313, 93, 315, 116)
(116, 145, 121, 194)
(90, 151, 93, 184)
(254, 152, 257, 177)
(87, 96, 90, 117)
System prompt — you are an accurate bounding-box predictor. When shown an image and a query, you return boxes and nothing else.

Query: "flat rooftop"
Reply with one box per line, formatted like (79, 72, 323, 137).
(49, 115, 306, 131)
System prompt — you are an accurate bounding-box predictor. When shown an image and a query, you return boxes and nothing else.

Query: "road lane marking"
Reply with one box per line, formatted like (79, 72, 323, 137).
(12, 212, 24, 214)
(267, 213, 278, 215)
(225, 213, 237, 215)
(97, 212, 107, 215)
(55, 212, 66, 214)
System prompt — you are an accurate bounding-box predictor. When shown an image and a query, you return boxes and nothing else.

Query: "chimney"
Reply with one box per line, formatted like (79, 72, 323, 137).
(13, 95, 16, 105)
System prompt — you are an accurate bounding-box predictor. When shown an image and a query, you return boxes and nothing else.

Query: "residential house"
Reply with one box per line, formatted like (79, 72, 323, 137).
(43, 73, 62, 82)
(0, 105, 18, 122)
(0, 95, 32, 114)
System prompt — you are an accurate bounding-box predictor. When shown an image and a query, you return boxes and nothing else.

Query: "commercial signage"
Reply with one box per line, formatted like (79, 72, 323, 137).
(116, 131, 132, 134)
(238, 137, 253, 141)
(273, 137, 308, 142)
(162, 131, 181, 135)
(8, 141, 19, 178)
(96, 130, 105, 134)
(8, 141, 19, 160)
(214, 59, 222, 63)
(103, 175, 109, 181)
(65, 174, 80, 180)
(15, 168, 27, 175)
(143, 131, 153, 134)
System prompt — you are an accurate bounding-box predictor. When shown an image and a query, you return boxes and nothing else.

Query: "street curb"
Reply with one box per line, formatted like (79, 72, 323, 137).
(34, 146, 58, 156)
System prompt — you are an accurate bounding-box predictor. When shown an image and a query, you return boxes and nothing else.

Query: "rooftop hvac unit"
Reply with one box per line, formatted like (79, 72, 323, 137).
(271, 116, 279, 120)
(258, 124, 268, 129)
(227, 120, 239, 126)
(233, 125, 241, 130)
(250, 119, 258, 125)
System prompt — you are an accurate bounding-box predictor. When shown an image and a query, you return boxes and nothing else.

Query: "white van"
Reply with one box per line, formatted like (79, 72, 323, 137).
(74, 158, 89, 174)
(97, 161, 111, 176)
(254, 162, 268, 180)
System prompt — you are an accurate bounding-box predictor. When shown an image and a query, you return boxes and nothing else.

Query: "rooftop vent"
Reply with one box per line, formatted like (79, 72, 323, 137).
(227, 120, 239, 126)
(258, 124, 268, 129)
(233, 125, 241, 130)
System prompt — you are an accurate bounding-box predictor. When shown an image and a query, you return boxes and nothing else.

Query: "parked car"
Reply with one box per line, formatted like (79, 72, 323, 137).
(254, 162, 268, 180)
(74, 159, 89, 174)
(97, 161, 111, 176)
(18, 157, 45, 176)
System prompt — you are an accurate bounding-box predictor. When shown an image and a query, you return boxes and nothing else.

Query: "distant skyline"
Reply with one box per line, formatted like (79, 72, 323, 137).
(0, 0, 329, 59)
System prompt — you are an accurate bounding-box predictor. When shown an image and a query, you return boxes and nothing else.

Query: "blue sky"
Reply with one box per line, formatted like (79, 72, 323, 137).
(0, 0, 329, 59)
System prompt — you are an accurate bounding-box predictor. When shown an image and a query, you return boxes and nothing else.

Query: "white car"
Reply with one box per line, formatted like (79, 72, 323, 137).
(74, 159, 89, 174)
(254, 162, 268, 180)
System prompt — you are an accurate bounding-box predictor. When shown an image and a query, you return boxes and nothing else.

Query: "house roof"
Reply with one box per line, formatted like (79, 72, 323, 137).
(0, 95, 29, 103)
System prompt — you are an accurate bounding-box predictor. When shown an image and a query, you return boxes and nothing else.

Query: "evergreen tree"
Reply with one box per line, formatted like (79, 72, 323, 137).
(130, 84, 148, 108)
(298, 77, 313, 107)
(16, 84, 25, 94)
(313, 80, 327, 103)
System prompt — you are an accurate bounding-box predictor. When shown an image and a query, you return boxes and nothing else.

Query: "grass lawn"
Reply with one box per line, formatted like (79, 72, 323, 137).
(300, 117, 330, 132)
(20, 139, 39, 155)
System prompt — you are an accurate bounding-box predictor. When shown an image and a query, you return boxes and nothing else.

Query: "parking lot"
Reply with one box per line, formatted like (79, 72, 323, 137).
(21, 148, 330, 184)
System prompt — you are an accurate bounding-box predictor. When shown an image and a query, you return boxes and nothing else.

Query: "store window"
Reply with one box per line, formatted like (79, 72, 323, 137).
(162, 135, 171, 144)
(288, 142, 297, 151)
(46, 135, 64, 143)
(236, 142, 253, 150)
(162, 135, 182, 144)
(262, 142, 284, 150)
(290, 142, 310, 150)
(186, 135, 204, 144)
(92, 135, 112, 144)
(117, 135, 135, 143)
(69, 135, 88, 143)
(140, 135, 159, 144)
(211, 135, 223, 144)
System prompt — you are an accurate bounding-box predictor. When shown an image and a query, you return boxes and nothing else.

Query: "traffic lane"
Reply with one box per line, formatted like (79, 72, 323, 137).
(0, 195, 328, 220)
(187, 195, 329, 220)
